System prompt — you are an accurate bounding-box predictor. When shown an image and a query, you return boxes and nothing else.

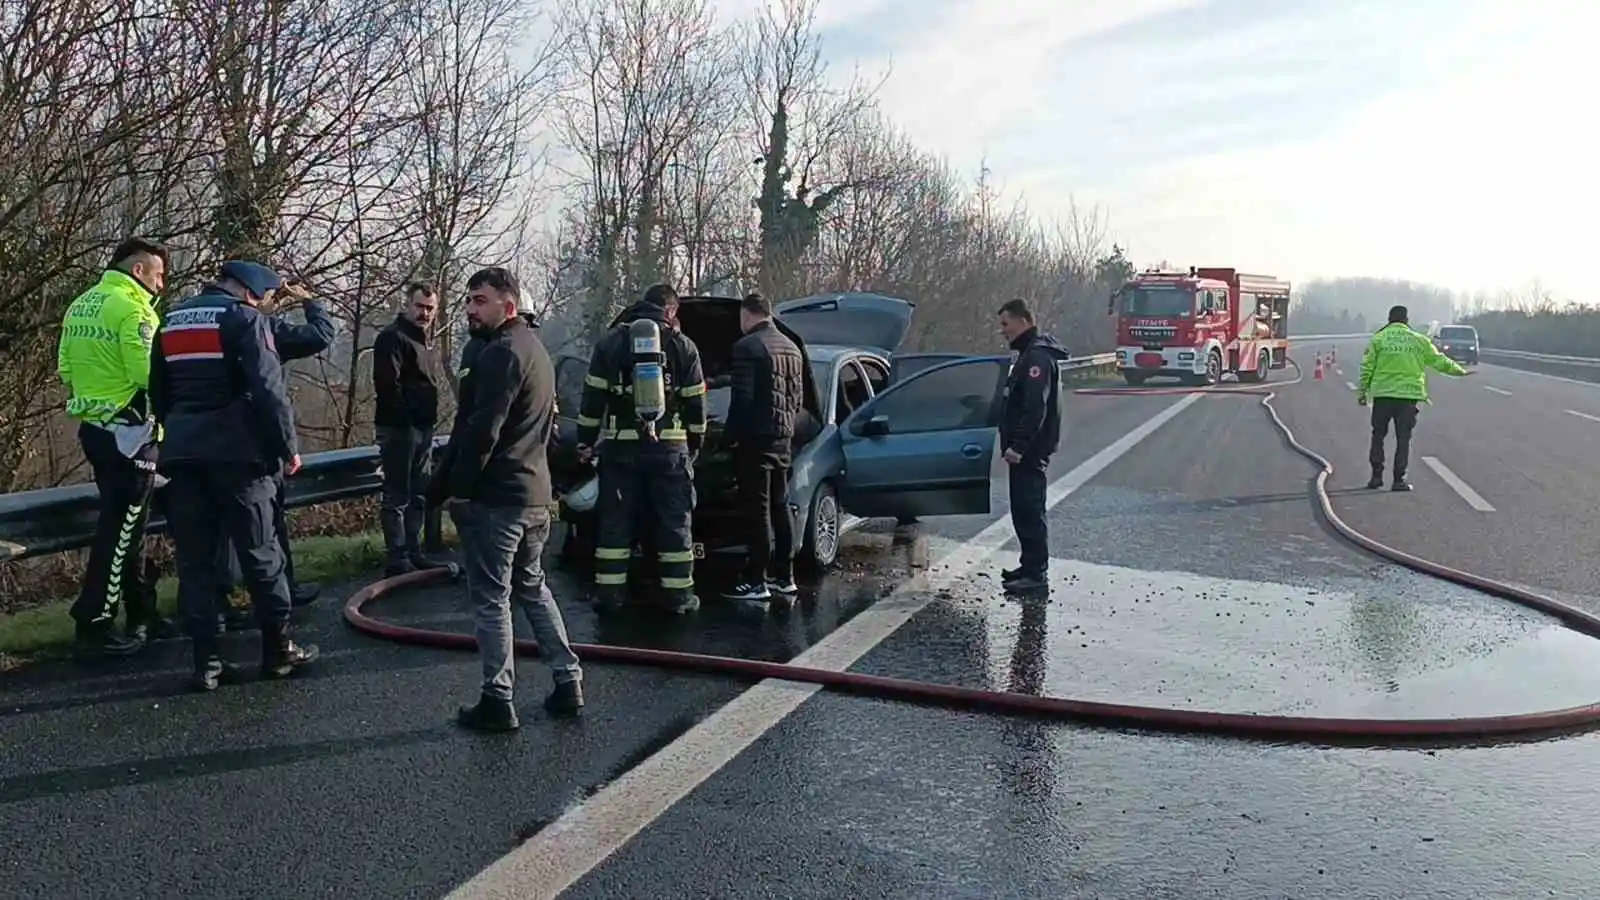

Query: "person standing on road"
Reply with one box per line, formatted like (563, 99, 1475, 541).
(574, 284, 707, 615)
(1357, 304, 1470, 492)
(427, 266, 582, 732)
(995, 298, 1070, 593)
(212, 273, 335, 631)
(148, 260, 319, 691)
(372, 281, 451, 576)
(721, 292, 805, 603)
(57, 237, 176, 660)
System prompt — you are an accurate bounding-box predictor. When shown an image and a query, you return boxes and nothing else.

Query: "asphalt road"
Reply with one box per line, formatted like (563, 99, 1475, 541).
(6, 365, 1600, 899)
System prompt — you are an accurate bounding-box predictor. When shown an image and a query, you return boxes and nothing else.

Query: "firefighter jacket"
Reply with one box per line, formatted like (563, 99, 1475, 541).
(148, 287, 298, 471)
(575, 301, 706, 452)
(57, 269, 161, 426)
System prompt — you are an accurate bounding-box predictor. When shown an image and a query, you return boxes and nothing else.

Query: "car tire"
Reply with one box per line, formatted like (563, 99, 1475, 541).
(799, 480, 842, 572)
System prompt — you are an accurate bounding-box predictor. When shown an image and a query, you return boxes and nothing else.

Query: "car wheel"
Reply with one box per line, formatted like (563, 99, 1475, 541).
(800, 480, 841, 572)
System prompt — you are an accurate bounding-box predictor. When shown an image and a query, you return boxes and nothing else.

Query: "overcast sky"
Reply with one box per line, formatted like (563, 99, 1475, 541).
(713, 0, 1595, 300)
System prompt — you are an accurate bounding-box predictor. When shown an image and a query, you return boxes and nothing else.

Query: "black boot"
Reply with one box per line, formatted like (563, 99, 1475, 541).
(407, 551, 452, 572)
(543, 680, 584, 716)
(457, 694, 520, 732)
(290, 581, 321, 606)
(73, 621, 144, 662)
(1366, 471, 1384, 489)
(260, 623, 320, 679)
(384, 556, 416, 578)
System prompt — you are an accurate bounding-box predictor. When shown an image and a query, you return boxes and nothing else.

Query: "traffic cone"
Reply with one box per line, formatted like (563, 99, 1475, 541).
(1314, 357, 1324, 380)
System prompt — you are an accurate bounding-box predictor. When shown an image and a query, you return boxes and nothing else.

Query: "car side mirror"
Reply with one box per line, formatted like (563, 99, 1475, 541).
(861, 414, 890, 437)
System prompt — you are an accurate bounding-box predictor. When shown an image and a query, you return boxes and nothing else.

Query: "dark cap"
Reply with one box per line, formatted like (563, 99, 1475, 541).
(219, 260, 285, 298)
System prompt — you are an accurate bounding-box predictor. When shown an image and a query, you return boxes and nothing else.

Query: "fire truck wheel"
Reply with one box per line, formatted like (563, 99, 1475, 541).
(1238, 350, 1270, 384)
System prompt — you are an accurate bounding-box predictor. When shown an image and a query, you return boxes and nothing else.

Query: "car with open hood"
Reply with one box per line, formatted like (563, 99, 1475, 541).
(549, 292, 1012, 572)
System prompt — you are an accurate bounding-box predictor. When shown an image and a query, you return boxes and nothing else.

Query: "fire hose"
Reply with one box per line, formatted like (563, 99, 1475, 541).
(344, 358, 1600, 746)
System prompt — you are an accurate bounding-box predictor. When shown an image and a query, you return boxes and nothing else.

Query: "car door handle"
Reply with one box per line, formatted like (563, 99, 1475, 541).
(960, 443, 983, 459)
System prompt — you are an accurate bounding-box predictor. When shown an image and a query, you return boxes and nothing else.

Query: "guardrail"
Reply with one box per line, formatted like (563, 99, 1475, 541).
(1480, 347, 1600, 368)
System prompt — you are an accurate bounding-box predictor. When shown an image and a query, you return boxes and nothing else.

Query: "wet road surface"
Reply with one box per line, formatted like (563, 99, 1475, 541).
(6, 378, 1600, 898)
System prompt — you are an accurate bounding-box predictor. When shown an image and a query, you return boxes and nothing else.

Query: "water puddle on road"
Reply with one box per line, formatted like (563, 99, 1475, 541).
(892, 548, 1600, 719)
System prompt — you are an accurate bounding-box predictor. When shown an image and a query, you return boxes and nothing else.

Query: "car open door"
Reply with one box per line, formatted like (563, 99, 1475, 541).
(775, 292, 914, 354)
(836, 355, 1009, 519)
(554, 355, 588, 422)
(888, 352, 967, 386)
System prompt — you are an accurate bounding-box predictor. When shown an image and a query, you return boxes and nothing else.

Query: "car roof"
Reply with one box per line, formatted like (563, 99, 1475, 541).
(806, 343, 885, 363)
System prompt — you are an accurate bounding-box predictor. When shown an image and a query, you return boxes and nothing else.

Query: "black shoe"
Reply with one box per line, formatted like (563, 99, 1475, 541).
(1366, 475, 1384, 490)
(221, 608, 256, 632)
(1392, 478, 1413, 492)
(408, 554, 452, 572)
(72, 623, 144, 661)
(128, 617, 180, 643)
(722, 582, 771, 602)
(290, 582, 321, 606)
(766, 575, 799, 596)
(662, 591, 700, 614)
(190, 655, 247, 692)
(1001, 566, 1023, 581)
(544, 680, 584, 716)
(457, 694, 520, 732)
(384, 559, 417, 578)
(1002, 571, 1049, 592)
(260, 627, 320, 679)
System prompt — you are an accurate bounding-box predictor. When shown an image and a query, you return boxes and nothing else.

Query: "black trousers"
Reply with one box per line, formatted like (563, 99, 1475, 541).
(593, 445, 696, 598)
(1368, 398, 1420, 480)
(70, 422, 158, 628)
(735, 444, 794, 584)
(167, 465, 294, 651)
(214, 474, 296, 596)
(377, 425, 433, 562)
(1007, 457, 1050, 576)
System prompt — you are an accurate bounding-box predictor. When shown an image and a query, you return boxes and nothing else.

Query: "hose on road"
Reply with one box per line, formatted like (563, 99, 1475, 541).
(344, 357, 1600, 746)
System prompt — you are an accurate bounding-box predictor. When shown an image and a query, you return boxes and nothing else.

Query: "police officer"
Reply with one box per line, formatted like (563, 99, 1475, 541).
(575, 284, 707, 614)
(57, 237, 176, 659)
(1357, 304, 1471, 491)
(214, 275, 335, 629)
(148, 260, 320, 691)
(996, 298, 1069, 593)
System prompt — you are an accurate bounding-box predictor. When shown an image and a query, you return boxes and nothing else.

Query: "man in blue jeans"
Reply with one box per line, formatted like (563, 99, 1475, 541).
(428, 266, 582, 732)
(995, 298, 1069, 593)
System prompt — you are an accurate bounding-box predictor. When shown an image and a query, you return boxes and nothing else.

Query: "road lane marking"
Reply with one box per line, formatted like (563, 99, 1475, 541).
(1420, 456, 1495, 512)
(444, 393, 1207, 900)
(1483, 385, 1512, 396)
(1565, 410, 1600, 424)
(1335, 368, 1344, 376)
(1345, 381, 1357, 391)
(1482, 362, 1600, 389)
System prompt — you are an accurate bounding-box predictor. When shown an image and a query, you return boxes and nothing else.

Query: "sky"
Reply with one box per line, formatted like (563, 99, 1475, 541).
(710, 0, 1597, 301)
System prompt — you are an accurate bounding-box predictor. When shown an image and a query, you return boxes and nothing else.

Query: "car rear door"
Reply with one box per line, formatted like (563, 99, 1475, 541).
(836, 355, 1009, 519)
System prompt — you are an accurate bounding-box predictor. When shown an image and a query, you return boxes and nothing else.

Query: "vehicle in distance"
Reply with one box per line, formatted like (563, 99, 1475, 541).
(1432, 324, 1480, 365)
(1108, 266, 1291, 386)
(548, 292, 1010, 572)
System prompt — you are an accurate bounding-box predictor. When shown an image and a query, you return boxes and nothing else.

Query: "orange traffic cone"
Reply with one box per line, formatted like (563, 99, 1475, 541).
(1314, 358, 1324, 380)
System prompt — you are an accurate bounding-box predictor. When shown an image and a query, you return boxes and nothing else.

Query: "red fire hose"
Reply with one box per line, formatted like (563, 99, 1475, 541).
(344, 360, 1600, 745)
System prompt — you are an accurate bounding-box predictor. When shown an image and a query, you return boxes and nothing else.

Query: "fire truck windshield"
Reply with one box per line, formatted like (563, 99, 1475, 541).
(1121, 285, 1194, 317)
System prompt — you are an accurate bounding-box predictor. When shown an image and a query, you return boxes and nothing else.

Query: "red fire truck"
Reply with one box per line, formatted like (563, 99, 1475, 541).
(1108, 266, 1291, 386)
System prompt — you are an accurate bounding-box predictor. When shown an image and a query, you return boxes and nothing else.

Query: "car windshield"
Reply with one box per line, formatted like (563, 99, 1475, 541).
(1438, 327, 1476, 341)
(1121, 286, 1194, 317)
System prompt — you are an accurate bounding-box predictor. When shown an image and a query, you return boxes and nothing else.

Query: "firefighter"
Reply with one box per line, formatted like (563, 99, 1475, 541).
(574, 284, 707, 614)
(1357, 304, 1471, 491)
(148, 260, 319, 691)
(56, 237, 176, 660)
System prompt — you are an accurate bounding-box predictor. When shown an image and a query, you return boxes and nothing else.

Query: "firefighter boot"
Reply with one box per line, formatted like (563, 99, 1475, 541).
(260, 622, 320, 679)
(544, 679, 584, 716)
(457, 694, 520, 733)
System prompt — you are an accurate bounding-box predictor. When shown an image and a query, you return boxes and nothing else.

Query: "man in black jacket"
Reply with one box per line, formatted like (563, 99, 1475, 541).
(722, 292, 806, 603)
(373, 282, 449, 576)
(428, 266, 582, 732)
(996, 298, 1069, 593)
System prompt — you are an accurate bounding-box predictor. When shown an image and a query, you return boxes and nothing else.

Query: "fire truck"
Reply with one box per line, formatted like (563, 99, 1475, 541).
(1108, 266, 1291, 387)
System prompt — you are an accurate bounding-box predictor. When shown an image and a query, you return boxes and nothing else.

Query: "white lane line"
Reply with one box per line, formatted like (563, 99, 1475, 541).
(1344, 381, 1357, 391)
(1420, 456, 1496, 512)
(1483, 385, 1512, 396)
(1335, 368, 1344, 376)
(1565, 409, 1600, 424)
(444, 394, 1206, 900)
(1482, 362, 1600, 389)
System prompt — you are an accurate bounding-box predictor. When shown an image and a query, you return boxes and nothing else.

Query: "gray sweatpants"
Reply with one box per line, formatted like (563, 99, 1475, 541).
(451, 502, 581, 701)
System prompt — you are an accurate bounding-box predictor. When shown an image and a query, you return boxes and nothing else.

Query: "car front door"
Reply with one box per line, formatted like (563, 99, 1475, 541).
(887, 352, 967, 386)
(836, 355, 1010, 519)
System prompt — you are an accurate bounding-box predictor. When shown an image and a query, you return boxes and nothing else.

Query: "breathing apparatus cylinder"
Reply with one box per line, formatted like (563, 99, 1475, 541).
(629, 318, 666, 441)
